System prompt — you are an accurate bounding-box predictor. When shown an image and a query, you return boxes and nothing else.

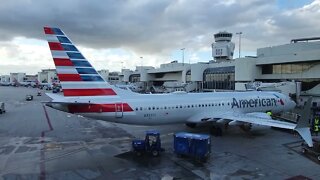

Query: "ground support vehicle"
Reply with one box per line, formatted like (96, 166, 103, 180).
(174, 132, 211, 162)
(132, 130, 165, 157)
(25, 95, 33, 101)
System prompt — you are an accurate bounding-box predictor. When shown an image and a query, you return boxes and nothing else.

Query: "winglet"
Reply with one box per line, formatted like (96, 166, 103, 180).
(294, 97, 313, 147)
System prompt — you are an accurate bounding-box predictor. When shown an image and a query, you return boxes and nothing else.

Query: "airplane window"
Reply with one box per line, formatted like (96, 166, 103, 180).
(191, 105, 194, 108)
(148, 107, 151, 110)
(187, 105, 190, 108)
(199, 104, 201, 107)
(212, 103, 214, 106)
(219, 104, 221, 106)
(227, 103, 230, 106)
(180, 105, 182, 108)
(202, 104, 204, 107)
(164, 106, 167, 109)
(208, 104, 211, 107)
(153, 107, 155, 110)
(156, 107, 159, 110)
(176, 106, 179, 109)
(222, 103, 224, 106)
(205, 104, 207, 107)
(140, 107, 142, 110)
(135, 108, 138, 111)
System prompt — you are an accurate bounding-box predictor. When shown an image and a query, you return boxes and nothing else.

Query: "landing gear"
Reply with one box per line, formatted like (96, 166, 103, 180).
(151, 149, 159, 157)
(210, 126, 222, 136)
(239, 123, 252, 132)
(185, 123, 197, 128)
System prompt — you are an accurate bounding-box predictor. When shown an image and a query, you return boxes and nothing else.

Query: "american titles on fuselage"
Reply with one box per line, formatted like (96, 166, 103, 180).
(232, 97, 278, 108)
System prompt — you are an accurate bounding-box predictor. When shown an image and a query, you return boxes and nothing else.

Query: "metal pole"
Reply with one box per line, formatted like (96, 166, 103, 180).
(181, 48, 185, 65)
(140, 57, 143, 67)
(236, 32, 242, 58)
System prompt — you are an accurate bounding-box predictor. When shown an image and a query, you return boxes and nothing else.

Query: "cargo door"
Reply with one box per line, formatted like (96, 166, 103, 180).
(115, 103, 123, 118)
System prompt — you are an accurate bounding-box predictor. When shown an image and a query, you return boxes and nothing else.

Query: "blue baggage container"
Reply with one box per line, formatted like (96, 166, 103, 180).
(174, 132, 211, 161)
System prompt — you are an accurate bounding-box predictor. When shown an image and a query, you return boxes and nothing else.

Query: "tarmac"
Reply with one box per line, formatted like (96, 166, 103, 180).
(0, 86, 319, 180)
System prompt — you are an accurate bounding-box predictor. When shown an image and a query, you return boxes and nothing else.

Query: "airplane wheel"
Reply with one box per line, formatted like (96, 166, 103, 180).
(317, 156, 320, 161)
(185, 123, 197, 128)
(302, 148, 306, 154)
(151, 150, 159, 157)
(210, 126, 222, 136)
(210, 126, 216, 135)
(217, 127, 222, 136)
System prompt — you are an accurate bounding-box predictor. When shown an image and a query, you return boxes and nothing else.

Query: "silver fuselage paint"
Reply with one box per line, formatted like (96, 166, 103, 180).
(50, 91, 295, 125)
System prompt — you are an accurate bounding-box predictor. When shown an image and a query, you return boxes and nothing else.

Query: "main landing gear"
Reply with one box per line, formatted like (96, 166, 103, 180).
(210, 126, 223, 136)
(185, 123, 225, 136)
(239, 123, 252, 132)
(185, 123, 197, 128)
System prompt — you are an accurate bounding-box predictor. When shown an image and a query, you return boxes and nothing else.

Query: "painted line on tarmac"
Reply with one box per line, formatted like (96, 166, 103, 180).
(40, 105, 54, 180)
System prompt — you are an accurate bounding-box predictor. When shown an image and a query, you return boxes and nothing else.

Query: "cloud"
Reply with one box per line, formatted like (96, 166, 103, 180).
(0, 0, 319, 74)
(0, 37, 54, 74)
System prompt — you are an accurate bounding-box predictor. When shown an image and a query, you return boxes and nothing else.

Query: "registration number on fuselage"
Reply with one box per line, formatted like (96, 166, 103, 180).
(144, 113, 156, 118)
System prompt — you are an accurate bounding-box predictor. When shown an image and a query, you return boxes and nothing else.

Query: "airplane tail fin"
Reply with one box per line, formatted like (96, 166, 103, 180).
(294, 97, 313, 147)
(43, 27, 117, 97)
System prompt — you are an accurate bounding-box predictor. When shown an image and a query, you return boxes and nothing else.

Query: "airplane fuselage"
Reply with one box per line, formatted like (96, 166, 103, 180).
(50, 91, 295, 125)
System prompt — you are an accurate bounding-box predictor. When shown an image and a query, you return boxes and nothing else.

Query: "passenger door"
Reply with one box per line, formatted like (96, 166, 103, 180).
(115, 103, 123, 118)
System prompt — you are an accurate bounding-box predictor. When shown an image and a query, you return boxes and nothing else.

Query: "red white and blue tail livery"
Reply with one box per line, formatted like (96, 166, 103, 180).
(44, 27, 117, 97)
(44, 27, 313, 147)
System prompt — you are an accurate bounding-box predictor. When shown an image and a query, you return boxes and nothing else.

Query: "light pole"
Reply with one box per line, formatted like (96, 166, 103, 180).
(181, 48, 185, 65)
(236, 32, 242, 58)
(140, 57, 143, 67)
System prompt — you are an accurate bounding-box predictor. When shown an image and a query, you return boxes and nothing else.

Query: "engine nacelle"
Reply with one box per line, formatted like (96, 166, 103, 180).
(185, 123, 197, 128)
(239, 123, 252, 132)
(228, 120, 243, 126)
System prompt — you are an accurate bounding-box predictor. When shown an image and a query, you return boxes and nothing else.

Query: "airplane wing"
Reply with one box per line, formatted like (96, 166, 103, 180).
(45, 93, 92, 105)
(220, 112, 296, 129)
(45, 93, 65, 101)
(187, 111, 295, 129)
(221, 112, 312, 147)
(187, 110, 312, 147)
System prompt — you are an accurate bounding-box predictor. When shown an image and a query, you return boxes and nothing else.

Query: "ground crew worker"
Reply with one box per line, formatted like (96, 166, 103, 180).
(266, 111, 272, 117)
(314, 116, 319, 136)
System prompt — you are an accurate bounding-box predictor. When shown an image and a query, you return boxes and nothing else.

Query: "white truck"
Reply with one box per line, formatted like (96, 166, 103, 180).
(0, 102, 5, 114)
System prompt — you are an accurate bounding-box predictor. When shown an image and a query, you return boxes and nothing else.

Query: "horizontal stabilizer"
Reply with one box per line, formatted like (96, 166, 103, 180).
(294, 97, 313, 147)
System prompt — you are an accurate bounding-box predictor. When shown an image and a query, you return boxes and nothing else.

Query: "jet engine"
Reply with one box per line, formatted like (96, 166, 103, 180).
(185, 123, 197, 128)
(239, 123, 252, 132)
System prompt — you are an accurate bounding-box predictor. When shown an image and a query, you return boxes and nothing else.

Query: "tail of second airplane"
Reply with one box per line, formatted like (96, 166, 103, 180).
(44, 27, 117, 97)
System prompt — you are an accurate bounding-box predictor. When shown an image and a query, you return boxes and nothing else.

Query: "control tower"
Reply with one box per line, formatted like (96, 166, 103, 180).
(211, 31, 235, 61)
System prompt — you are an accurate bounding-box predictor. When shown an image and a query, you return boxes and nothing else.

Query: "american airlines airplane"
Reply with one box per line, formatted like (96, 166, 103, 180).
(43, 27, 313, 147)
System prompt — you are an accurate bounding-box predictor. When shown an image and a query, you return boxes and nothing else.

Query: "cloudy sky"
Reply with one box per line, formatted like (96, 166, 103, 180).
(0, 0, 319, 75)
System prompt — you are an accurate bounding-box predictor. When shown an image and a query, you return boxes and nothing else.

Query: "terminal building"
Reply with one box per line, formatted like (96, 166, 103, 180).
(38, 69, 57, 84)
(10, 73, 26, 84)
(119, 33, 320, 100)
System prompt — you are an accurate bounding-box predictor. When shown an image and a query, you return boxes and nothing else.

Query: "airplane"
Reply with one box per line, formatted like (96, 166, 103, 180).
(43, 27, 313, 147)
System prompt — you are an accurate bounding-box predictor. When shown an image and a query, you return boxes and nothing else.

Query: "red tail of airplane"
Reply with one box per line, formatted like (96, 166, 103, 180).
(44, 27, 117, 97)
